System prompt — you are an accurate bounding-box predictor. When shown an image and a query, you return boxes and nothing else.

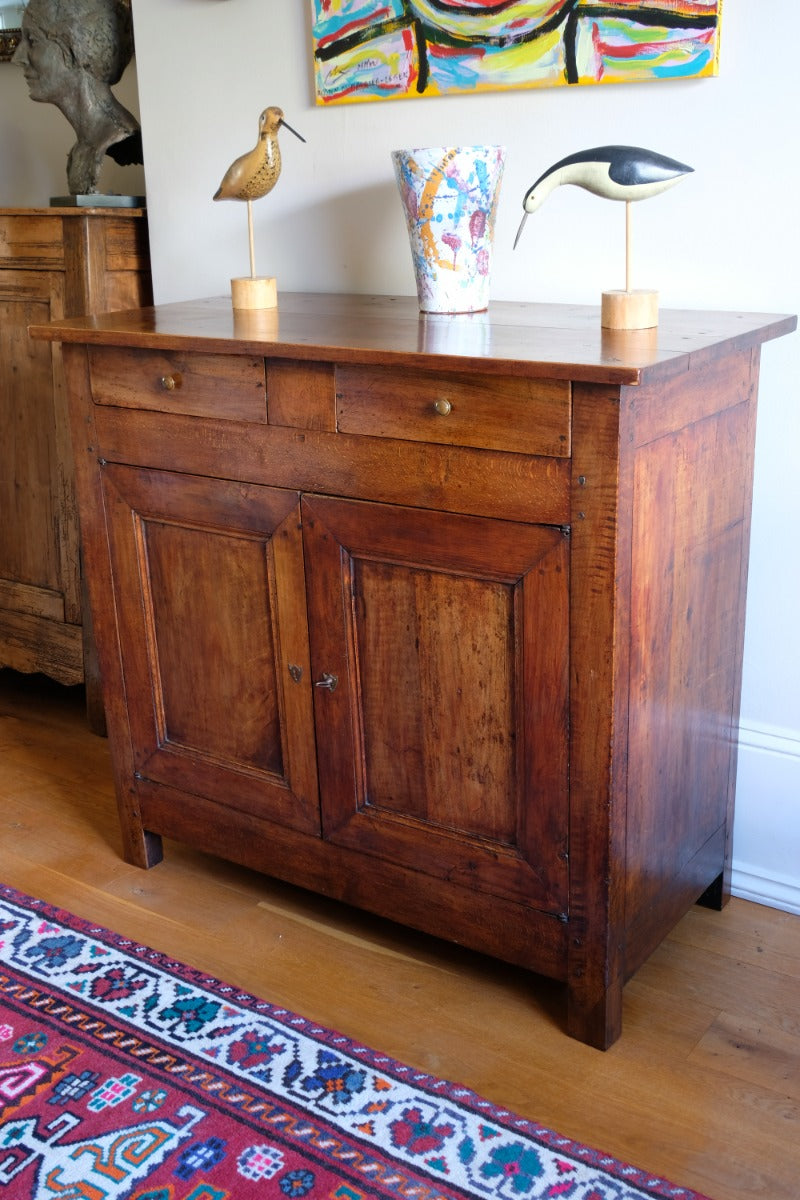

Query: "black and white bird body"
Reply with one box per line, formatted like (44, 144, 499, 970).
(514, 145, 693, 248)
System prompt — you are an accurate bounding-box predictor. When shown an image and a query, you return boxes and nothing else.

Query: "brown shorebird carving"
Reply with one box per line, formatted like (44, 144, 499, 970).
(214, 106, 305, 278)
(214, 106, 305, 203)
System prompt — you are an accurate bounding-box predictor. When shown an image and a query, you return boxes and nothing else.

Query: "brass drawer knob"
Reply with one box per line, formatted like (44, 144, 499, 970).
(433, 397, 452, 416)
(160, 373, 181, 391)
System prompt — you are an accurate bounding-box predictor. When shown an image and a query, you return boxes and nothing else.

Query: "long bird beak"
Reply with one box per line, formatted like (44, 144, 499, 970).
(279, 118, 306, 143)
(513, 211, 528, 250)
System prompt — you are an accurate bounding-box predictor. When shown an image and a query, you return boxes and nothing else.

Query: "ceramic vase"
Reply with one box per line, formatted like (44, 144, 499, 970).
(392, 145, 506, 314)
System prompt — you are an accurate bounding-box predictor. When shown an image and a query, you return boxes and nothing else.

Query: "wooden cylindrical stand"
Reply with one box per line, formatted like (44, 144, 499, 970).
(601, 288, 658, 330)
(601, 201, 659, 329)
(231, 275, 277, 310)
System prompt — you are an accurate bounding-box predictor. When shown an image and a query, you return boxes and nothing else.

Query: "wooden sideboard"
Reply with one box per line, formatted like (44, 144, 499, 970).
(0, 208, 151, 722)
(33, 294, 795, 1047)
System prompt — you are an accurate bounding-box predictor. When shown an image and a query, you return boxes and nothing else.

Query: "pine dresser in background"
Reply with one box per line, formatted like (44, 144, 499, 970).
(0, 207, 152, 726)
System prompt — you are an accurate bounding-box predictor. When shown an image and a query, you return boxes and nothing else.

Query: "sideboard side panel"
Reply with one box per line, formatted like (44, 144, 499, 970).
(622, 348, 760, 968)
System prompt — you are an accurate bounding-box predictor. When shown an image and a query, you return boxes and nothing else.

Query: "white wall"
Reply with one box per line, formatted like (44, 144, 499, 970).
(2, 1, 798, 912)
(0, 58, 145, 204)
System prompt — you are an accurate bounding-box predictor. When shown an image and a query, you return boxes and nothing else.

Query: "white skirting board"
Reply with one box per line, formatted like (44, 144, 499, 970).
(731, 720, 800, 915)
(731, 864, 800, 916)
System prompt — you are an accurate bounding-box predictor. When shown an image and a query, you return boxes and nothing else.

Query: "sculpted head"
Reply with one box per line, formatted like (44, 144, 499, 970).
(14, 0, 134, 103)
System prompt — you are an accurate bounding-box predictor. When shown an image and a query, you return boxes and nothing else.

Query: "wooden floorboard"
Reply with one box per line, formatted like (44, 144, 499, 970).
(1, 668, 798, 1200)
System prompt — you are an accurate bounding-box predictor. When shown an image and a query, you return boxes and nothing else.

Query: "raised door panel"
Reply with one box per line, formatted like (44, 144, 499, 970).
(303, 495, 569, 914)
(0, 269, 84, 682)
(0, 273, 68, 602)
(99, 464, 320, 833)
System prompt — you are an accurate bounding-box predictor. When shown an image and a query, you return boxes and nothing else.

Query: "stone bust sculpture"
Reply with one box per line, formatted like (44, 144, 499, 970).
(13, 0, 142, 195)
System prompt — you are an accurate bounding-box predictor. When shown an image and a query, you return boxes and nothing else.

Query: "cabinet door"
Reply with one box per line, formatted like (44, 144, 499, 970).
(303, 495, 569, 915)
(0, 270, 83, 682)
(100, 464, 319, 832)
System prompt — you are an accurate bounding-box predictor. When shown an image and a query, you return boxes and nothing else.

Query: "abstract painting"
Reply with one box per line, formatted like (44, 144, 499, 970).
(311, 1, 722, 105)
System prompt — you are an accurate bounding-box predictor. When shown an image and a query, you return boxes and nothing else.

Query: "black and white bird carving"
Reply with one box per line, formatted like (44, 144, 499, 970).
(514, 145, 693, 248)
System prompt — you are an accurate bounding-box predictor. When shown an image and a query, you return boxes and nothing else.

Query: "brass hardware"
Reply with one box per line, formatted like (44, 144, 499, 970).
(314, 671, 338, 692)
(160, 374, 181, 391)
(288, 664, 303, 683)
(433, 397, 452, 416)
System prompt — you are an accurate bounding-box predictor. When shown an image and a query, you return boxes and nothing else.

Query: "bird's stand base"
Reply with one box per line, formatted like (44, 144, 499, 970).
(231, 276, 277, 311)
(601, 289, 658, 330)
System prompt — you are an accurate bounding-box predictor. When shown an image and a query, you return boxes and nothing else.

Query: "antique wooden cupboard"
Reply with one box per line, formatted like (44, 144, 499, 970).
(33, 294, 795, 1048)
(0, 207, 151, 720)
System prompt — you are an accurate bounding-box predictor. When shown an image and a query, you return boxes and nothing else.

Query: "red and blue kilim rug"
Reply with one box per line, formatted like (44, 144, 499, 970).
(0, 883, 712, 1200)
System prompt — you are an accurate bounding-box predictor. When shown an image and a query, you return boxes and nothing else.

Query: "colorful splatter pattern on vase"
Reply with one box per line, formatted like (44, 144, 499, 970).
(392, 145, 506, 313)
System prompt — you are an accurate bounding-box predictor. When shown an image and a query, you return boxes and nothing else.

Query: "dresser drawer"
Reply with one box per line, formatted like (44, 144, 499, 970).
(0, 215, 65, 268)
(336, 365, 571, 457)
(88, 346, 267, 422)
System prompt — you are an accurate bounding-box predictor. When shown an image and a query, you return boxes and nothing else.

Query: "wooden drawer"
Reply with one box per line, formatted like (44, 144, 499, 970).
(336, 365, 571, 457)
(0, 215, 65, 268)
(88, 346, 267, 422)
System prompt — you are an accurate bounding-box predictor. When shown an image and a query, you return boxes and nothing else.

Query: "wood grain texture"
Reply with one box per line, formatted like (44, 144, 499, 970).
(40, 297, 796, 1053)
(90, 405, 571, 526)
(301, 494, 569, 913)
(566, 383, 626, 1047)
(1, 670, 799, 1200)
(29, 294, 796, 383)
(89, 346, 266, 420)
(98, 465, 319, 834)
(0, 209, 152, 703)
(336, 364, 571, 456)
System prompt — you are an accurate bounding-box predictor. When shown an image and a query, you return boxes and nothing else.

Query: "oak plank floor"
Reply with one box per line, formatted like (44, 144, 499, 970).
(1, 668, 798, 1200)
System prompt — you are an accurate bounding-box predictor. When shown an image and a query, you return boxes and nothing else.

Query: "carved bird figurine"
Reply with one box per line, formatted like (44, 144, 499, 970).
(513, 145, 693, 248)
(213, 106, 305, 203)
(214, 106, 306, 289)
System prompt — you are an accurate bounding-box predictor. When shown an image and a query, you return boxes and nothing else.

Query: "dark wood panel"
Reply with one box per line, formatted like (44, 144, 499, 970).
(0, 286, 64, 594)
(268, 359, 336, 430)
(302, 495, 569, 913)
(625, 400, 754, 921)
(565, 383, 626, 1049)
(354, 561, 517, 839)
(92, 406, 571, 525)
(336, 364, 571, 456)
(89, 346, 267, 421)
(50, 299, 795, 1051)
(31, 294, 796, 385)
(625, 346, 757, 448)
(99, 464, 320, 834)
(135, 775, 570, 981)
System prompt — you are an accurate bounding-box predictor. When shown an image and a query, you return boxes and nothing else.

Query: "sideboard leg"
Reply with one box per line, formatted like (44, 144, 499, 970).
(696, 869, 731, 911)
(123, 828, 164, 870)
(567, 976, 623, 1050)
(116, 791, 164, 869)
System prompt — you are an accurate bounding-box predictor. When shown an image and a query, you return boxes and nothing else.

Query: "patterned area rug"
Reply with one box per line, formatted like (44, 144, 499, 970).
(0, 884, 712, 1200)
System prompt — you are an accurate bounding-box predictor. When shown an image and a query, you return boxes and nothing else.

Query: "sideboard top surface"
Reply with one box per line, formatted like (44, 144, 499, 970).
(30, 293, 796, 385)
